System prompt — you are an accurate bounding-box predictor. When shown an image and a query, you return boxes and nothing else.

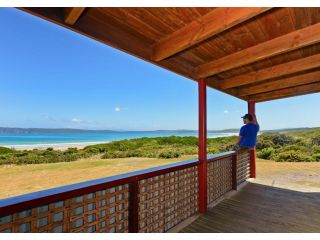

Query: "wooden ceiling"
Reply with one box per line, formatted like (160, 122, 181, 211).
(19, 7, 320, 102)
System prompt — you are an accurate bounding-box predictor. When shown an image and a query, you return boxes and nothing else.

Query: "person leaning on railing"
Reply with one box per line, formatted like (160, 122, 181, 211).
(234, 113, 259, 151)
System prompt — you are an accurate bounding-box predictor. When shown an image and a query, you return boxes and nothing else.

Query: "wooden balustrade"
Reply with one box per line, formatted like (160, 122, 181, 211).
(0, 150, 252, 233)
(207, 152, 233, 204)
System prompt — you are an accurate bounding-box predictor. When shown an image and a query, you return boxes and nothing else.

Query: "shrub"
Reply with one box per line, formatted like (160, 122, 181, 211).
(295, 137, 309, 146)
(256, 140, 274, 150)
(311, 135, 320, 146)
(275, 150, 313, 162)
(271, 134, 296, 146)
(279, 144, 309, 153)
(312, 145, 320, 154)
(207, 147, 219, 154)
(63, 147, 78, 154)
(101, 151, 128, 159)
(158, 150, 181, 159)
(0, 146, 15, 154)
(181, 146, 198, 155)
(312, 153, 320, 161)
(257, 147, 275, 160)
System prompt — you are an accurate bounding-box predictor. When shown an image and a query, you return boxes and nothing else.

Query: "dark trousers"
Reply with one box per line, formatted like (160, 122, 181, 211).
(233, 144, 250, 152)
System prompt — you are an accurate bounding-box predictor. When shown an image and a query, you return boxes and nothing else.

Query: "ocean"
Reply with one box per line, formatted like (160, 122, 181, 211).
(0, 131, 237, 149)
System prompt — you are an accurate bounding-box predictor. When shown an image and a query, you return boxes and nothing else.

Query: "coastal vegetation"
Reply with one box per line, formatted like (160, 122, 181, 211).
(256, 128, 320, 162)
(0, 128, 319, 165)
(0, 136, 236, 165)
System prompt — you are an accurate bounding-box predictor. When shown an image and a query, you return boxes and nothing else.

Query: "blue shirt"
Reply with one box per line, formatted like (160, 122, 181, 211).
(239, 123, 259, 148)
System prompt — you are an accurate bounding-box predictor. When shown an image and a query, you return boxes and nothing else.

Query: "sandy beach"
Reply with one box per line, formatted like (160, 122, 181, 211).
(0, 133, 238, 151)
(2, 141, 110, 150)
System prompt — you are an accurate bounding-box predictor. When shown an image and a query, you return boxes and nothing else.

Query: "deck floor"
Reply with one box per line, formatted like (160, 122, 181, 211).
(180, 182, 320, 233)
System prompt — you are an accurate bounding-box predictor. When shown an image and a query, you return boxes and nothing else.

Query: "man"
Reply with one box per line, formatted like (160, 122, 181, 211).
(234, 113, 259, 151)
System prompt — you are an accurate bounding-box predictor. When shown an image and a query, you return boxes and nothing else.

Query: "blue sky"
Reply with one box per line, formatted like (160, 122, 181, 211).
(0, 8, 319, 131)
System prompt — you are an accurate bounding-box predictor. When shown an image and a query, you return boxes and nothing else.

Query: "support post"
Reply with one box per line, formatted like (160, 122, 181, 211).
(129, 179, 139, 233)
(248, 101, 257, 178)
(232, 153, 238, 190)
(198, 79, 207, 213)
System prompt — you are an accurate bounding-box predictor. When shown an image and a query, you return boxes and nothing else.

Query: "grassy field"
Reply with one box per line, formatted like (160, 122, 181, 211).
(1, 128, 319, 199)
(0, 154, 195, 199)
(1, 155, 320, 199)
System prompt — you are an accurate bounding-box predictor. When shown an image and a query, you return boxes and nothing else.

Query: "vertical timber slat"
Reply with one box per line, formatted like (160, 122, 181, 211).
(129, 179, 139, 233)
(232, 154, 238, 190)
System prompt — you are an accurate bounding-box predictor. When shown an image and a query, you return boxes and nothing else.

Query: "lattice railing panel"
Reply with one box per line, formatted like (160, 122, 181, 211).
(237, 150, 251, 185)
(207, 156, 233, 204)
(0, 184, 129, 233)
(1, 152, 252, 233)
(138, 166, 199, 233)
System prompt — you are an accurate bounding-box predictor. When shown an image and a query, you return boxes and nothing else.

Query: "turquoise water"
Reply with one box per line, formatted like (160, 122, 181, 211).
(0, 131, 236, 148)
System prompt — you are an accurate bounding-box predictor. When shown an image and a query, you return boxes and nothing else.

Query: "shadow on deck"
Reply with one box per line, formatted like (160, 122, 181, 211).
(180, 182, 320, 233)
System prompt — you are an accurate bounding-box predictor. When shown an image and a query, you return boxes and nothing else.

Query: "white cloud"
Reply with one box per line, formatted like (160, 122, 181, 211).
(114, 107, 121, 112)
(224, 110, 229, 114)
(71, 117, 83, 123)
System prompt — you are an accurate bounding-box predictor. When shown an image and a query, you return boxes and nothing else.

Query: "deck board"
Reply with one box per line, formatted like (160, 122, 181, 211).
(180, 182, 320, 233)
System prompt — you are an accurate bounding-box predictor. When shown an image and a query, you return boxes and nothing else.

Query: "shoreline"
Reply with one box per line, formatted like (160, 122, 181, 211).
(1, 141, 110, 150)
(0, 133, 238, 150)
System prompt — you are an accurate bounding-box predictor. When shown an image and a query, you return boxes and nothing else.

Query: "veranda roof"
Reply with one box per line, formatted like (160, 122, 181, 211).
(20, 7, 320, 102)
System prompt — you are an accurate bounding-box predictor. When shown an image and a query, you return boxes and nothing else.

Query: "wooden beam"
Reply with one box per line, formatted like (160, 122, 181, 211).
(64, 7, 86, 25)
(151, 7, 271, 61)
(248, 82, 320, 102)
(219, 53, 320, 90)
(195, 22, 320, 78)
(238, 70, 320, 97)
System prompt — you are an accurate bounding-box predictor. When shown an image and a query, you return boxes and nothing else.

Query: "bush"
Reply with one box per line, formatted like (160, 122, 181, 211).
(271, 134, 296, 146)
(101, 151, 128, 159)
(0, 146, 15, 154)
(275, 150, 313, 162)
(158, 150, 181, 159)
(312, 145, 320, 154)
(311, 135, 320, 146)
(257, 147, 275, 160)
(279, 144, 309, 153)
(207, 147, 219, 154)
(312, 153, 320, 161)
(256, 139, 274, 150)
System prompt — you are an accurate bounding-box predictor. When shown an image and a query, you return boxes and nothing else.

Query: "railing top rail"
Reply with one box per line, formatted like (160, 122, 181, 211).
(207, 151, 235, 162)
(0, 151, 236, 216)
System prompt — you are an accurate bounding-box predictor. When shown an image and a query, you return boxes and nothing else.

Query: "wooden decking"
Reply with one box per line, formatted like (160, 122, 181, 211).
(180, 182, 320, 233)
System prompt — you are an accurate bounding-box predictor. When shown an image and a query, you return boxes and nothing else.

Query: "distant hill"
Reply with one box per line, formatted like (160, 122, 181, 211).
(0, 127, 318, 134)
(0, 127, 116, 134)
(0, 127, 241, 134)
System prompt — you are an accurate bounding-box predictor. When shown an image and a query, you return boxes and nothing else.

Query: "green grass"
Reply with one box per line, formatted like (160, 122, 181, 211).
(0, 154, 195, 199)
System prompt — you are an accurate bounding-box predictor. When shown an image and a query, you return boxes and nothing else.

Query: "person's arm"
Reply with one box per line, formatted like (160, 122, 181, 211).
(236, 126, 245, 145)
(253, 114, 259, 127)
(236, 135, 243, 145)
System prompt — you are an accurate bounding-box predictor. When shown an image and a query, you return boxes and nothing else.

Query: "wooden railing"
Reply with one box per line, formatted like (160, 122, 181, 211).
(0, 150, 252, 233)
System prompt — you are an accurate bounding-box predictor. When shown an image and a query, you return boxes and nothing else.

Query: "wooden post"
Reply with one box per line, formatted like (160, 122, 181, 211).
(232, 153, 238, 190)
(248, 101, 257, 178)
(129, 179, 139, 233)
(198, 79, 207, 213)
